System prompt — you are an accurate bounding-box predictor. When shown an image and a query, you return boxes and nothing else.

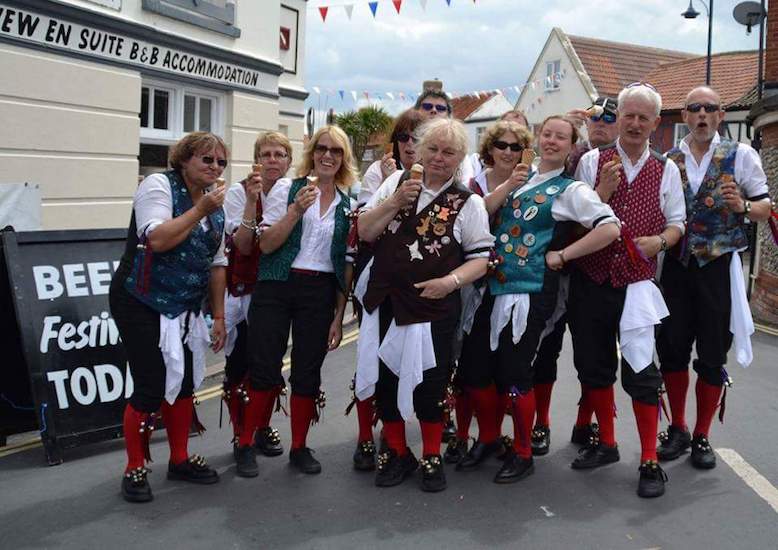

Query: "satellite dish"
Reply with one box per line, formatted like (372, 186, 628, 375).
(733, 1, 766, 34)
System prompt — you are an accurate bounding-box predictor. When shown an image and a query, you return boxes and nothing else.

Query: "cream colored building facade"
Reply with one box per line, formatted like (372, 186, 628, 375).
(0, 0, 307, 229)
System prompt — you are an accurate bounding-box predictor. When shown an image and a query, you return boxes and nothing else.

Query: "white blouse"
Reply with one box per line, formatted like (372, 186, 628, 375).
(223, 181, 269, 235)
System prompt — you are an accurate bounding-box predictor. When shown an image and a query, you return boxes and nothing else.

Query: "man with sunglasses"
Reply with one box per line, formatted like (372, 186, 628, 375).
(657, 86, 771, 471)
(566, 97, 619, 175)
(570, 83, 686, 498)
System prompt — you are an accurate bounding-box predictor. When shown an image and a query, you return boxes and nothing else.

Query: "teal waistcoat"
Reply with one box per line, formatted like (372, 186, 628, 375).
(488, 174, 574, 296)
(258, 177, 351, 292)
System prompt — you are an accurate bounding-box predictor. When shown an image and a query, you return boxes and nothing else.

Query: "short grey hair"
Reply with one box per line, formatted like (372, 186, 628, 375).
(416, 117, 469, 159)
(617, 84, 662, 117)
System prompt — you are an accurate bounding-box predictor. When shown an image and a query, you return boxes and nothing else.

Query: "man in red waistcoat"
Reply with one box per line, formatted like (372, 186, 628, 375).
(569, 83, 686, 498)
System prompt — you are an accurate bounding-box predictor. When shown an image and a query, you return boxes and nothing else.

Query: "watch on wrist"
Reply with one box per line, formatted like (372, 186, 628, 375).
(743, 200, 752, 215)
(658, 235, 668, 252)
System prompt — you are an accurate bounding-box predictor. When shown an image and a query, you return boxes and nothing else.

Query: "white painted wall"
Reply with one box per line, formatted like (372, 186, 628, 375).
(463, 94, 513, 153)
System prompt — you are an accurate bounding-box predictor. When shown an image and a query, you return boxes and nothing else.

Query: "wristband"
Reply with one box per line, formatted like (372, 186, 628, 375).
(558, 249, 566, 264)
(212, 315, 224, 320)
(450, 273, 461, 289)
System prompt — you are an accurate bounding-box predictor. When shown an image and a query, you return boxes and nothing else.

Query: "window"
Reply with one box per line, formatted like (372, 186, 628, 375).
(139, 83, 175, 139)
(142, 0, 240, 37)
(545, 60, 561, 91)
(673, 123, 690, 147)
(183, 93, 215, 133)
(475, 126, 486, 146)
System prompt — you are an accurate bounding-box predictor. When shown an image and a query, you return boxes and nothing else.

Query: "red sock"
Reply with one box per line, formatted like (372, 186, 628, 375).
(382, 420, 407, 455)
(469, 385, 499, 443)
(420, 420, 444, 456)
(355, 397, 375, 443)
(575, 383, 595, 427)
(632, 400, 659, 462)
(257, 387, 279, 431)
(239, 388, 274, 447)
(496, 393, 508, 435)
(589, 386, 616, 446)
(511, 391, 536, 458)
(694, 378, 723, 438)
(123, 403, 147, 472)
(161, 397, 193, 465)
(290, 394, 316, 450)
(455, 391, 474, 440)
(663, 370, 690, 430)
(533, 382, 554, 427)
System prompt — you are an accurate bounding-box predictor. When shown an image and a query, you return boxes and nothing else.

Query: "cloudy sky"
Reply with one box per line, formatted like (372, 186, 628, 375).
(303, 0, 761, 116)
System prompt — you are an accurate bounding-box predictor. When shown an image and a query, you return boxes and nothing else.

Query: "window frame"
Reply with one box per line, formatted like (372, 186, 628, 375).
(141, 0, 241, 37)
(545, 60, 561, 91)
(673, 123, 690, 147)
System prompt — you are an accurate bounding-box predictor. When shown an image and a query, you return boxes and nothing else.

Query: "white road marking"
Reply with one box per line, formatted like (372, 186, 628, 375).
(540, 506, 555, 517)
(717, 448, 778, 514)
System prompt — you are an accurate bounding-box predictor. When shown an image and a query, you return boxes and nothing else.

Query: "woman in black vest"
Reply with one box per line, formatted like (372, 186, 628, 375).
(236, 125, 358, 477)
(221, 131, 292, 464)
(355, 118, 493, 492)
(110, 132, 228, 503)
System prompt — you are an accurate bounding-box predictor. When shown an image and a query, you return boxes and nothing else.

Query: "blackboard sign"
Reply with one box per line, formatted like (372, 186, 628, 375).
(1, 228, 130, 464)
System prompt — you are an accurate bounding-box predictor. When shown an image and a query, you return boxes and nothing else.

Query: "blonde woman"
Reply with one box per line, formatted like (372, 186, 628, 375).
(236, 125, 358, 476)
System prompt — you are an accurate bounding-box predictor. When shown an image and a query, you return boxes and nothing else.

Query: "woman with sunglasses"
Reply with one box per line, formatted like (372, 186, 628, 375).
(354, 118, 493, 492)
(221, 132, 293, 473)
(455, 116, 620, 484)
(236, 125, 358, 476)
(110, 131, 229, 502)
(443, 120, 534, 465)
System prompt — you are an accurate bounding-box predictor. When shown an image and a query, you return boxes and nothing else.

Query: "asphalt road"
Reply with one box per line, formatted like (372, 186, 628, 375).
(2, 330, 778, 549)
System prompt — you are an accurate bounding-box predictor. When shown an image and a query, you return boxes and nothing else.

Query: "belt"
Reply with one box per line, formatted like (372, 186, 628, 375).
(291, 268, 325, 277)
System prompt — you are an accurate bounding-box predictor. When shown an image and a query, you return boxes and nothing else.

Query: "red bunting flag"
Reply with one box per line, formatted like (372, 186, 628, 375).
(393, 0, 402, 14)
(318, 6, 328, 21)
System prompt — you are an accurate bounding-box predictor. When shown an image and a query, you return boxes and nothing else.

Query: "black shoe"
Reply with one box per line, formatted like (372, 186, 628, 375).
(443, 438, 468, 464)
(122, 467, 153, 503)
(571, 437, 620, 470)
(235, 445, 259, 478)
(531, 425, 551, 456)
(690, 434, 716, 470)
(495, 435, 513, 461)
(375, 448, 418, 487)
(441, 420, 457, 443)
(456, 440, 502, 471)
(657, 425, 691, 461)
(571, 423, 599, 446)
(167, 455, 219, 484)
(420, 454, 447, 492)
(353, 440, 376, 471)
(289, 447, 322, 474)
(637, 460, 668, 498)
(494, 451, 534, 484)
(254, 426, 284, 457)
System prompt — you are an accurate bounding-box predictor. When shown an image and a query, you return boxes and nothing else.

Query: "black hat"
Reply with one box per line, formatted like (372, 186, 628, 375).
(593, 97, 618, 117)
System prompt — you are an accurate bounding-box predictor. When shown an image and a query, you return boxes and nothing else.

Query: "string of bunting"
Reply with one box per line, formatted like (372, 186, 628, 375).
(313, 0, 484, 22)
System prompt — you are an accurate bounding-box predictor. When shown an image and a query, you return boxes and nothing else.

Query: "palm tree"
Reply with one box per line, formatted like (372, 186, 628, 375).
(334, 106, 393, 169)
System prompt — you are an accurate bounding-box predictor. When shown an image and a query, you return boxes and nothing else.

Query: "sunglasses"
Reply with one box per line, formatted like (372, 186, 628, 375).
(395, 133, 418, 144)
(492, 140, 523, 152)
(314, 144, 344, 157)
(200, 155, 228, 168)
(685, 103, 720, 113)
(421, 102, 449, 113)
(591, 112, 617, 124)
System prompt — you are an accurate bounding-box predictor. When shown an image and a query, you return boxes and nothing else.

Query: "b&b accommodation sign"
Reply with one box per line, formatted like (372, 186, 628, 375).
(0, 3, 265, 92)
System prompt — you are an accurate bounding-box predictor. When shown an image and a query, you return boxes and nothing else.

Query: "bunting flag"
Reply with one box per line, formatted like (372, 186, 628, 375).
(393, 0, 402, 14)
(318, 6, 328, 21)
(344, 4, 354, 19)
(368, 1, 378, 17)
(419, 0, 427, 10)
(339, 90, 345, 100)
(445, 0, 451, 5)
(351, 90, 358, 102)
(312, 86, 321, 95)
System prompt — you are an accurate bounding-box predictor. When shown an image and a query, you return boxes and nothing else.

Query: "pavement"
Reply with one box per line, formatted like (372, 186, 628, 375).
(2, 328, 778, 549)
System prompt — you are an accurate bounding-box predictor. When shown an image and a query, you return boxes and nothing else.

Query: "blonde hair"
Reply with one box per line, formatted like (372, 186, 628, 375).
(168, 132, 229, 171)
(254, 131, 293, 164)
(478, 120, 533, 167)
(417, 117, 468, 156)
(296, 125, 358, 190)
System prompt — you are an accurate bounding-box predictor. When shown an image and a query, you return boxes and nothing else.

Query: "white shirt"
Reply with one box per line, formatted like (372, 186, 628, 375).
(366, 170, 494, 258)
(358, 160, 385, 205)
(575, 139, 686, 233)
(471, 170, 489, 195)
(677, 133, 770, 198)
(223, 181, 270, 234)
(134, 173, 227, 267)
(262, 178, 356, 272)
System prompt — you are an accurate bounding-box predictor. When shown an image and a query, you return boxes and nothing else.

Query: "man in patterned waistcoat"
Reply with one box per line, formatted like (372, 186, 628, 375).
(569, 83, 686, 498)
(657, 86, 772, 469)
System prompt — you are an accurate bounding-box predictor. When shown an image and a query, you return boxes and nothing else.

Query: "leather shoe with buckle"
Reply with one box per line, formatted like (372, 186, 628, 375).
(122, 467, 153, 503)
(494, 450, 534, 484)
(235, 445, 258, 478)
(690, 434, 716, 469)
(443, 438, 468, 464)
(375, 448, 418, 487)
(456, 439, 502, 471)
(167, 454, 219, 484)
(637, 460, 668, 498)
(571, 437, 620, 470)
(420, 454, 446, 492)
(531, 425, 551, 456)
(657, 425, 691, 461)
(571, 423, 599, 446)
(289, 447, 322, 474)
(254, 426, 284, 457)
(353, 440, 376, 471)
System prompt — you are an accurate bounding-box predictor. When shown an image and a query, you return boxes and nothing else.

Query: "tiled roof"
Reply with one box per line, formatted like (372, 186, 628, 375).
(451, 93, 495, 121)
(567, 34, 697, 98)
(643, 51, 760, 111)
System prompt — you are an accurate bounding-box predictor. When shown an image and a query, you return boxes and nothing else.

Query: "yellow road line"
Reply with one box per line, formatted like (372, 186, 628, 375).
(755, 322, 778, 337)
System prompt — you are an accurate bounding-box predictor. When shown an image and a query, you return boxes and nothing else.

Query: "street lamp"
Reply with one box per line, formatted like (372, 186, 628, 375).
(681, 0, 713, 85)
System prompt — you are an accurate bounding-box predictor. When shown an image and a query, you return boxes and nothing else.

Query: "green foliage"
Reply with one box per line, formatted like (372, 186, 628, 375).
(334, 106, 393, 166)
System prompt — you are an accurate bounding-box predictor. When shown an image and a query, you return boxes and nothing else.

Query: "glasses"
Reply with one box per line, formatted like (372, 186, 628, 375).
(259, 151, 289, 160)
(395, 133, 418, 144)
(626, 81, 657, 92)
(492, 140, 523, 152)
(591, 112, 617, 124)
(314, 144, 344, 157)
(685, 103, 720, 113)
(200, 155, 228, 168)
(421, 102, 449, 113)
